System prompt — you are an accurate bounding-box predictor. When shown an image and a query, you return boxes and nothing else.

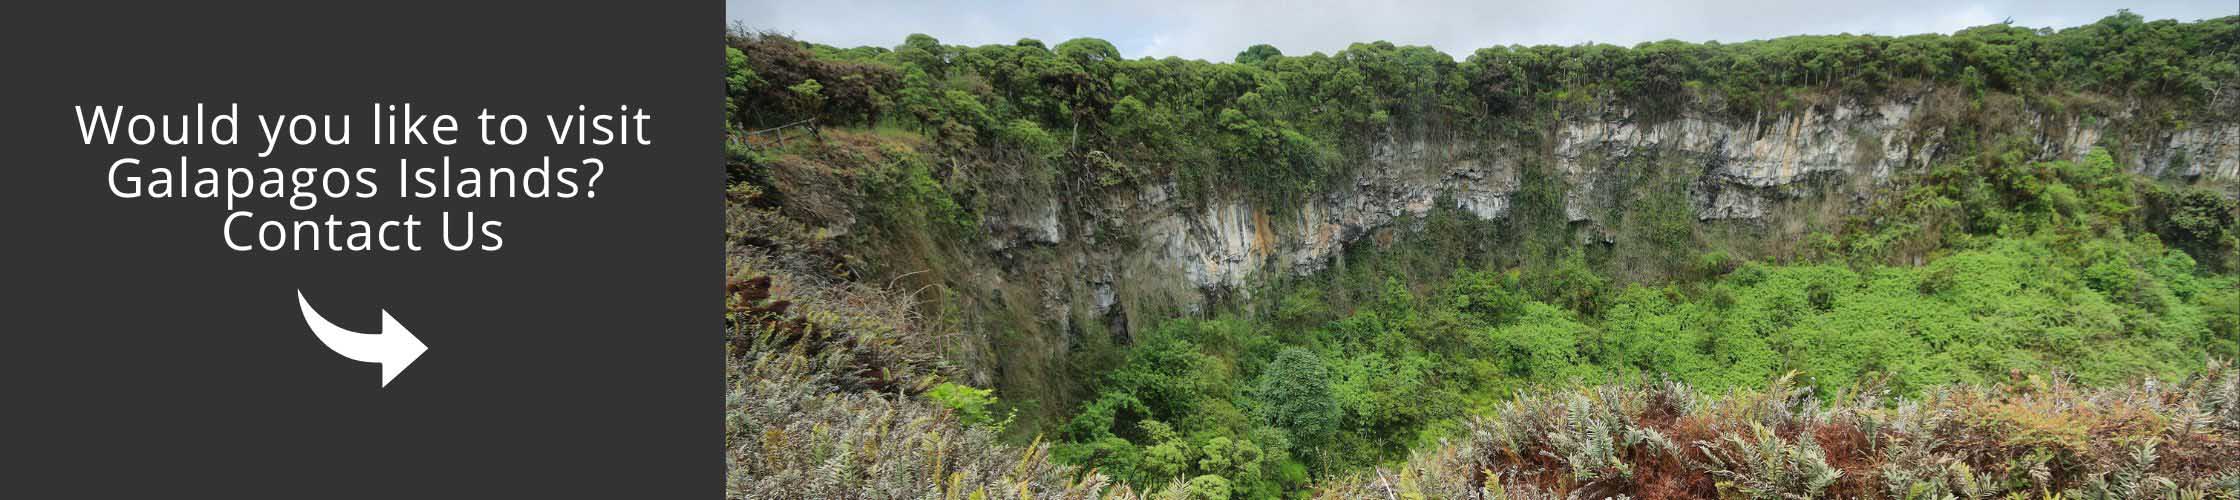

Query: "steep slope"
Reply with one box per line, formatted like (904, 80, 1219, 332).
(727, 13, 2240, 498)
(1316, 364, 2240, 499)
(722, 176, 1137, 499)
(752, 88, 2237, 430)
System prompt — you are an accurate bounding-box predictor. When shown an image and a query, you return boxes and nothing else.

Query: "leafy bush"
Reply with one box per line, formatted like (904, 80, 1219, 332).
(929, 382, 1010, 430)
(861, 153, 977, 234)
(1055, 220, 2233, 496)
(733, 13, 2239, 206)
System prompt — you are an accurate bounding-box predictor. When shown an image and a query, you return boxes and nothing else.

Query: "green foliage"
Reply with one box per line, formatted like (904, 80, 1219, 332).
(733, 14, 2236, 207)
(1475, 303, 1595, 383)
(727, 15, 2240, 498)
(723, 195, 1135, 498)
(995, 118, 1060, 162)
(1530, 249, 1610, 316)
(1179, 475, 1231, 500)
(724, 46, 760, 123)
(784, 78, 825, 116)
(1233, 44, 1282, 65)
(2146, 184, 2240, 272)
(1051, 146, 2236, 497)
(1052, 319, 1302, 499)
(726, 31, 898, 127)
(928, 382, 1008, 429)
(862, 153, 977, 235)
(1250, 348, 1338, 449)
(1445, 268, 1527, 324)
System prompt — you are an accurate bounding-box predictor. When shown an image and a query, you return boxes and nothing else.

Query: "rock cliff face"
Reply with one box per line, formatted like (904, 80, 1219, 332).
(2150, 124, 2240, 179)
(1015, 101, 2232, 304)
(941, 97, 2234, 405)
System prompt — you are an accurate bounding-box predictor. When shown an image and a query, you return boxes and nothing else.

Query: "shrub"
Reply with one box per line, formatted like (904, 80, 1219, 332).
(929, 382, 1010, 430)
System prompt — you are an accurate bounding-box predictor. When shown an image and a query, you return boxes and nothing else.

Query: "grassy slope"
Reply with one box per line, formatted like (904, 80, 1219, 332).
(1316, 364, 2240, 499)
(722, 161, 1137, 499)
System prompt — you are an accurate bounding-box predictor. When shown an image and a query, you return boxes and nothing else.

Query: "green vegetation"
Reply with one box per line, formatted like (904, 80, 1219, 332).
(726, 12, 2240, 499)
(730, 12, 2236, 208)
(930, 381, 1012, 429)
(723, 178, 1140, 499)
(1046, 146, 2236, 497)
(1317, 362, 2240, 499)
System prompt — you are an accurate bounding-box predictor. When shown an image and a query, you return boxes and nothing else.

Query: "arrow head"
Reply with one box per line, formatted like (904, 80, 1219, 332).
(300, 290, 430, 388)
(378, 310, 428, 388)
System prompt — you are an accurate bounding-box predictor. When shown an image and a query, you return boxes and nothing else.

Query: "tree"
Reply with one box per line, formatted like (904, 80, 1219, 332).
(895, 33, 948, 76)
(1445, 268, 1526, 325)
(1235, 44, 1283, 65)
(1252, 348, 1338, 449)
(724, 47, 760, 125)
(1055, 37, 1122, 68)
(1051, 37, 1122, 151)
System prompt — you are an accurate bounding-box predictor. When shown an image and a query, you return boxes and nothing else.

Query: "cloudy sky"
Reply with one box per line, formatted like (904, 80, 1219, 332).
(728, 0, 2234, 61)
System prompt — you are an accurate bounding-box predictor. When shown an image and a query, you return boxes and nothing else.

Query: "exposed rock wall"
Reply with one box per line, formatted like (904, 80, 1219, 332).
(930, 98, 2234, 414)
(972, 99, 2236, 321)
(2146, 124, 2240, 179)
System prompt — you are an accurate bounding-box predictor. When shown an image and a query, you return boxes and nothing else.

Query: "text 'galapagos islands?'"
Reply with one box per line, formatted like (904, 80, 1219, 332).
(76, 103, 654, 252)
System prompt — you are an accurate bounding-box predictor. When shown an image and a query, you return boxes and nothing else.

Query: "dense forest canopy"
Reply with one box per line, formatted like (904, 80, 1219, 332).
(730, 11, 2236, 206)
(726, 11, 2240, 500)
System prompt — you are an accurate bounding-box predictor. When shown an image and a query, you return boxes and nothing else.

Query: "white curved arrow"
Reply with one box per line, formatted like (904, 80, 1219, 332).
(297, 290, 428, 387)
